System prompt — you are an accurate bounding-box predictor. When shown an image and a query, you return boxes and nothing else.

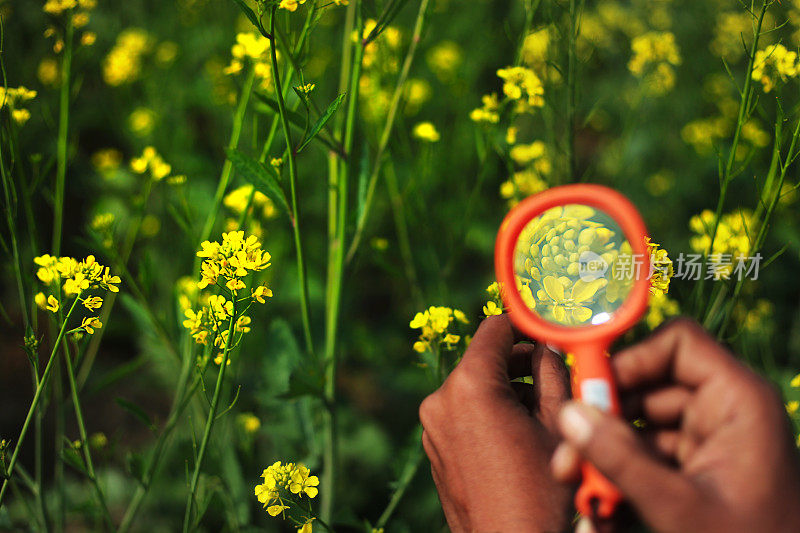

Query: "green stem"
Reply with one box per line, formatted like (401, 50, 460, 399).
(196, 67, 256, 259)
(384, 158, 423, 308)
(566, 0, 580, 181)
(345, 0, 432, 264)
(61, 337, 114, 529)
(375, 438, 424, 528)
(695, 0, 769, 314)
(0, 117, 28, 328)
(0, 296, 80, 508)
(51, 16, 73, 256)
(118, 357, 199, 532)
(182, 315, 237, 531)
(270, 7, 314, 355)
(78, 178, 156, 387)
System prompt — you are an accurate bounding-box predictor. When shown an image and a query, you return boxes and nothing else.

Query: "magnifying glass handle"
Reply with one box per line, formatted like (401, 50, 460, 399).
(570, 344, 623, 519)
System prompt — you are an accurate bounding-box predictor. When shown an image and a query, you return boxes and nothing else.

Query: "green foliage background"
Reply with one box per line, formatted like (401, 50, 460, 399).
(2, 0, 800, 530)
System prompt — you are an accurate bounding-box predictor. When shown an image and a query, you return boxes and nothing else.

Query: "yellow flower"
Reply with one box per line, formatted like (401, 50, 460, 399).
(80, 316, 102, 334)
(298, 519, 314, 533)
(539, 275, 607, 325)
(483, 301, 502, 316)
(426, 41, 463, 81)
(43, 0, 77, 15)
(252, 285, 273, 303)
(237, 413, 261, 434)
(496, 66, 545, 110)
(128, 107, 156, 137)
(647, 238, 673, 296)
(791, 374, 800, 388)
(45, 295, 60, 313)
(410, 306, 468, 354)
(412, 121, 440, 142)
(82, 296, 103, 311)
(38, 58, 60, 86)
(470, 93, 500, 124)
(289, 465, 320, 498)
(786, 401, 799, 416)
(510, 141, 546, 165)
(296, 83, 315, 94)
(267, 504, 289, 516)
(12, 109, 31, 125)
(81, 32, 97, 46)
(130, 146, 173, 181)
(278, 0, 307, 12)
(752, 44, 800, 93)
(628, 32, 681, 95)
(92, 148, 123, 174)
(103, 28, 152, 86)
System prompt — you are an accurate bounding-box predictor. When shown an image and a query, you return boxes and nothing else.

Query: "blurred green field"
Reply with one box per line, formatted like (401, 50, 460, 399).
(2, 0, 800, 531)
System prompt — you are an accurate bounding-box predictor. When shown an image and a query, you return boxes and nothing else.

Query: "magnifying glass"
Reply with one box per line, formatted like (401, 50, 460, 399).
(494, 183, 650, 519)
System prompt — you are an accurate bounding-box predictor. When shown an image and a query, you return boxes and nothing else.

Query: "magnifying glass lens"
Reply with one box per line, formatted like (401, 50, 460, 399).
(512, 204, 635, 327)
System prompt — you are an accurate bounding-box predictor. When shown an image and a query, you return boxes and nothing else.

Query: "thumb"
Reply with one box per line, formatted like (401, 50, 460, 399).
(557, 401, 697, 529)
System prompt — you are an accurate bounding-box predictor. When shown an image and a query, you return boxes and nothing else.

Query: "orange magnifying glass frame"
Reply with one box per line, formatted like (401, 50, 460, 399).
(494, 184, 651, 519)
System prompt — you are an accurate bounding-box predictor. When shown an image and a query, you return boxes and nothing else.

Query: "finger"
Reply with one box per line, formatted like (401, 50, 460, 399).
(532, 343, 571, 427)
(508, 342, 537, 379)
(612, 318, 740, 390)
(642, 429, 681, 460)
(622, 386, 692, 426)
(557, 401, 698, 530)
(455, 314, 515, 382)
(550, 442, 581, 482)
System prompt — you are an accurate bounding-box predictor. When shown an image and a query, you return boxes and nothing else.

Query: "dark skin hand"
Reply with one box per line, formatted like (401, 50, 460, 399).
(420, 316, 800, 533)
(553, 318, 800, 533)
(419, 315, 573, 532)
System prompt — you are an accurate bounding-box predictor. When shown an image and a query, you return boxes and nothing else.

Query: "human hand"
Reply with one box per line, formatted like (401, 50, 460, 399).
(551, 318, 800, 533)
(420, 314, 574, 532)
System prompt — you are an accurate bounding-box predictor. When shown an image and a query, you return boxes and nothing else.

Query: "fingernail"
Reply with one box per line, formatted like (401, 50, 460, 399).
(546, 343, 561, 355)
(575, 516, 596, 533)
(559, 403, 593, 446)
(550, 442, 574, 477)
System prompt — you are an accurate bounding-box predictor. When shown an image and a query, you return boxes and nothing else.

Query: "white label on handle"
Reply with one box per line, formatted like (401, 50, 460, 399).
(581, 379, 611, 412)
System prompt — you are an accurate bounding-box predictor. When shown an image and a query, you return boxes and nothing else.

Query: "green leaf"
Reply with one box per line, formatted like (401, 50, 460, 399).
(297, 93, 346, 152)
(61, 447, 88, 476)
(231, 0, 264, 36)
(115, 397, 156, 432)
(225, 149, 291, 216)
(125, 451, 146, 486)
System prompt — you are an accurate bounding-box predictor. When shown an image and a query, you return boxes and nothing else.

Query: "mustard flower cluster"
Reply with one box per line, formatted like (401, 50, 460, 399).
(680, 74, 770, 157)
(689, 209, 755, 280)
(223, 33, 274, 91)
(483, 282, 504, 316)
(254, 462, 319, 533)
(410, 306, 469, 354)
(183, 232, 272, 364)
(497, 66, 545, 112)
(33, 254, 120, 337)
(0, 86, 37, 126)
(627, 32, 681, 95)
(43, 0, 96, 54)
(130, 146, 181, 182)
(513, 205, 633, 325)
(103, 28, 153, 86)
(647, 238, 673, 296)
(752, 44, 800, 93)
